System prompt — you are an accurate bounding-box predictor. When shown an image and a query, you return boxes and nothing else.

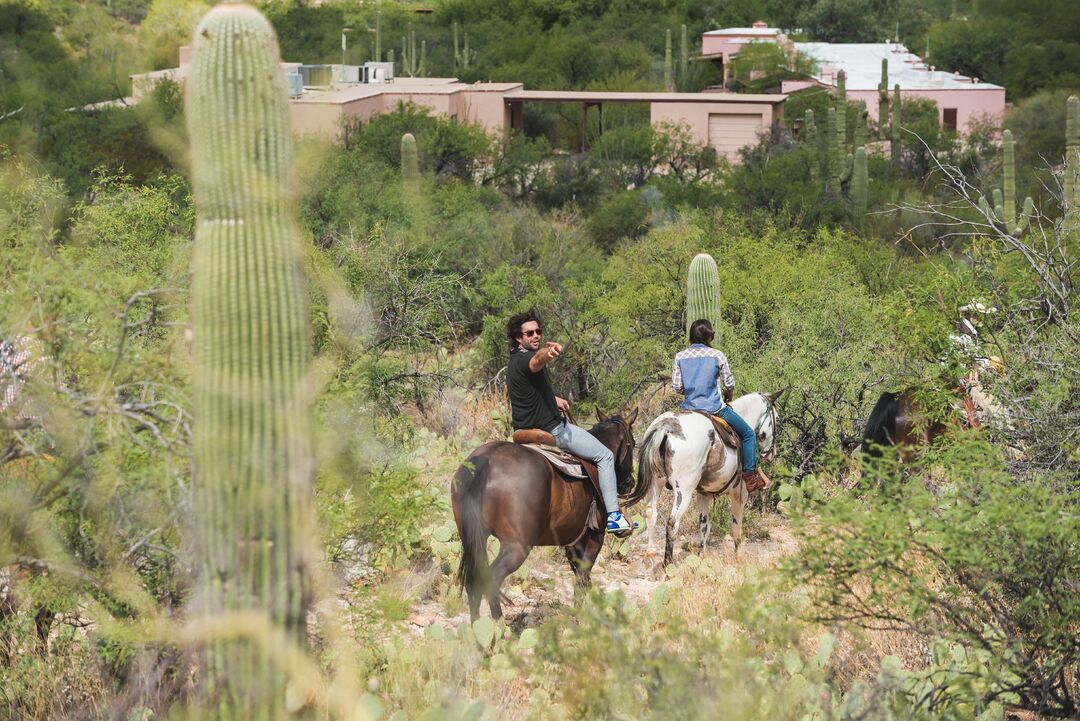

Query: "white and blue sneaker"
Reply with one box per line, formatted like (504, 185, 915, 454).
(606, 511, 636, 537)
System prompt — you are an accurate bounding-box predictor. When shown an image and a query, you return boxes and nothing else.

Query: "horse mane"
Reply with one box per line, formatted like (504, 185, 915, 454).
(862, 391, 901, 458)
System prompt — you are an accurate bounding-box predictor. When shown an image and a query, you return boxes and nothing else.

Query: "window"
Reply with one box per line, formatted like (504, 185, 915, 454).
(943, 107, 958, 132)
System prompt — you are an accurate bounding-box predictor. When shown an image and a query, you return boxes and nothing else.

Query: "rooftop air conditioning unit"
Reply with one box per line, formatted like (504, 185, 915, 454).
(299, 64, 333, 88)
(362, 61, 395, 83)
(340, 65, 361, 83)
(286, 71, 303, 97)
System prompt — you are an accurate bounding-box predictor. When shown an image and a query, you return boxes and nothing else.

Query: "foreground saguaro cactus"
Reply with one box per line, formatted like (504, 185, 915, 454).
(186, 4, 314, 717)
(686, 253, 722, 335)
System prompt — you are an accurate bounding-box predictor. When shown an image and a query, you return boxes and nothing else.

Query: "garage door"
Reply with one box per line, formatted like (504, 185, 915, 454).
(708, 114, 763, 160)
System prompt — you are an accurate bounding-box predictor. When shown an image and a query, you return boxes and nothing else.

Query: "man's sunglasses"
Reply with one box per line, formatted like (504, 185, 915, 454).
(521, 328, 542, 337)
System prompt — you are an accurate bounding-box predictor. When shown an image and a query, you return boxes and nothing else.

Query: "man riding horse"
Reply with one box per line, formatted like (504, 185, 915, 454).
(505, 312, 636, 536)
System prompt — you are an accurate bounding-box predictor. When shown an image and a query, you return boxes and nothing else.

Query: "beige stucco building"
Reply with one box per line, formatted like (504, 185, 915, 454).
(131, 47, 786, 161)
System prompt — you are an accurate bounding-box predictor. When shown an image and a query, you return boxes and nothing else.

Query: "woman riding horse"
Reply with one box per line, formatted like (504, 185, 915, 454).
(673, 319, 768, 492)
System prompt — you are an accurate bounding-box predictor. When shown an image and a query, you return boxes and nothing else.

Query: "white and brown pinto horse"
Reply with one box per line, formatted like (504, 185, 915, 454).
(637, 391, 782, 565)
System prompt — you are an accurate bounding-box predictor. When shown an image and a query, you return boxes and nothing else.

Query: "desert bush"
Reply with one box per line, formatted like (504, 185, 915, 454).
(787, 436, 1080, 718)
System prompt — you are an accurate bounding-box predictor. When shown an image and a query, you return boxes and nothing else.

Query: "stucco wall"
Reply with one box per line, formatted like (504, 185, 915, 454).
(650, 102, 776, 159)
(459, 91, 514, 134)
(781, 84, 1005, 136)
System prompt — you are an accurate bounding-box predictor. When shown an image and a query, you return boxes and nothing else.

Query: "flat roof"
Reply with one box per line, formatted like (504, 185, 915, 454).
(795, 42, 1004, 91)
(504, 90, 786, 104)
(293, 81, 526, 105)
(704, 27, 781, 36)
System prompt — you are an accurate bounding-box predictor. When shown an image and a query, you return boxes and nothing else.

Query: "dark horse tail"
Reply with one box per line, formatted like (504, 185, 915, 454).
(453, 456, 491, 600)
(862, 391, 900, 457)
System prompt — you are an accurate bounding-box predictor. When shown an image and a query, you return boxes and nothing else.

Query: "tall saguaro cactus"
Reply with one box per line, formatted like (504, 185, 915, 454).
(890, 84, 902, 166)
(1066, 96, 1080, 223)
(186, 4, 314, 717)
(402, 28, 425, 77)
(878, 58, 889, 137)
(851, 147, 868, 218)
(686, 253, 722, 335)
(664, 29, 673, 91)
(401, 132, 419, 188)
(453, 21, 476, 71)
(679, 24, 688, 81)
(374, 11, 382, 62)
(988, 130, 1033, 234)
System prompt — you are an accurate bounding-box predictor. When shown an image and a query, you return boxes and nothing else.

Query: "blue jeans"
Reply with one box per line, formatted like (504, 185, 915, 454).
(718, 406, 757, 473)
(551, 421, 618, 513)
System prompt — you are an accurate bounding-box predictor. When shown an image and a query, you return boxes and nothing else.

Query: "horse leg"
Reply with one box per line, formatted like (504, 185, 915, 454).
(487, 542, 529, 620)
(728, 484, 748, 555)
(664, 488, 696, 567)
(644, 482, 661, 555)
(696, 493, 713, 553)
(565, 530, 604, 605)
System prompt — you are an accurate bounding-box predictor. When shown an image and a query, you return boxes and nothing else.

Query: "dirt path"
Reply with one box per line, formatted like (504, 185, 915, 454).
(405, 513, 799, 633)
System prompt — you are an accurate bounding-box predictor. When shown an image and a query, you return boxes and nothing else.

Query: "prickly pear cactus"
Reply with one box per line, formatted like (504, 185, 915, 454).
(686, 253, 722, 336)
(186, 3, 314, 716)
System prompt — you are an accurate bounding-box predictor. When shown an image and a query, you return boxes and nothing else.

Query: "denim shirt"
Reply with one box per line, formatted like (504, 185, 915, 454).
(671, 344, 735, 413)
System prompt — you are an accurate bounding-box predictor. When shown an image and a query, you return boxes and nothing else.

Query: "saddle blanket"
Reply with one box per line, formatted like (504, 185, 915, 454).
(520, 444, 588, 479)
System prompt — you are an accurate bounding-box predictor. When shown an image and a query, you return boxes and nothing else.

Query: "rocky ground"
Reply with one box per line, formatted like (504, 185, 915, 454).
(403, 513, 799, 634)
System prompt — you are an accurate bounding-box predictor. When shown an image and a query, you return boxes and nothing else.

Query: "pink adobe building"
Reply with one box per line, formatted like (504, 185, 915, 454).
(702, 23, 1005, 135)
(131, 47, 786, 162)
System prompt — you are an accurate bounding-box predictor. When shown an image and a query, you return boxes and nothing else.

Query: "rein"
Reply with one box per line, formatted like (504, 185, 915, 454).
(755, 392, 778, 457)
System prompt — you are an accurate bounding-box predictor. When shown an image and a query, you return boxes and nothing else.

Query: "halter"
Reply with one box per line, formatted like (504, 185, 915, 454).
(755, 393, 779, 458)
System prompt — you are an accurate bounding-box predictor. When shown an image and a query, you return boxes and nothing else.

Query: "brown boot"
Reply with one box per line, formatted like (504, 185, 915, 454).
(742, 468, 769, 493)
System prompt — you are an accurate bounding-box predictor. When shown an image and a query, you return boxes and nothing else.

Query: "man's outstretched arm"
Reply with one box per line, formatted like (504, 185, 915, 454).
(529, 342, 563, 372)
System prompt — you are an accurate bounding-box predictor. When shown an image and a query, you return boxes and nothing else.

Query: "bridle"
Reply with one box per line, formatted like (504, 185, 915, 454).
(755, 393, 779, 461)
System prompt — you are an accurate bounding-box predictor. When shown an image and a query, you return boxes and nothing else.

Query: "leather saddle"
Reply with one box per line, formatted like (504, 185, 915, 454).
(511, 429, 608, 520)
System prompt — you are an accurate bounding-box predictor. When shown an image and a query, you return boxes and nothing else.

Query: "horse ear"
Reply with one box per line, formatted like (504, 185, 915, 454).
(767, 388, 786, 403)
(596, 408, 609, 423)
(624, 407, 639, 427)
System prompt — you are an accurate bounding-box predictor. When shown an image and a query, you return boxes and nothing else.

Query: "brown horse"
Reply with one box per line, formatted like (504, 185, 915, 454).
(452, 409, 642, 621)
(861, 390, 948, 461)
